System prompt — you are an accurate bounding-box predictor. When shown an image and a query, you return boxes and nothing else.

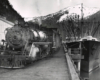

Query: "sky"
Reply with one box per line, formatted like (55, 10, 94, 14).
(8, 0, 100, 18)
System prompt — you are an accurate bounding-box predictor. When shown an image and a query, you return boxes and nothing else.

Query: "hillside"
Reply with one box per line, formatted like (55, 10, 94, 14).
(28, 4, 99, 27)
(0, 0, 23, 23)
(28, 4, 100, 40)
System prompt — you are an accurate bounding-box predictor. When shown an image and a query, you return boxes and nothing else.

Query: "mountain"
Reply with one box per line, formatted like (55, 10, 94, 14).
(0, 0, 23, 23)
(85, 10, 100, 22)
(27, 4, 100, 40)
(27, 4, 100, 29)
(28, 4, 99, 22)
(58, 4, 99, 22)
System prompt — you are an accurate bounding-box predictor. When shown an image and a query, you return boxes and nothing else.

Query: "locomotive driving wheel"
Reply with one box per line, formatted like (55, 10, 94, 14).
(40, 44, 51, 58)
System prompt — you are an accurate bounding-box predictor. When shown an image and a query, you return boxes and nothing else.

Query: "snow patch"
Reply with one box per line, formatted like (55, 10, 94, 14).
(59, 14, 68, 22)
(58, 4, 99, 22)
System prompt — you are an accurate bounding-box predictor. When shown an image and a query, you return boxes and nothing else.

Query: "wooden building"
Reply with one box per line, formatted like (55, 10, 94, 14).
(0, 17, 14, 42)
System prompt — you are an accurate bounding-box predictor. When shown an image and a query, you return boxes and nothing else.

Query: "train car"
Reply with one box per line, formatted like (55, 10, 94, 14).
(0, 23, 56, 68)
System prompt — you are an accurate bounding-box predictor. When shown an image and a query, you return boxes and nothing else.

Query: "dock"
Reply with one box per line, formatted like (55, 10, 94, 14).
(0, 46, 80, 80)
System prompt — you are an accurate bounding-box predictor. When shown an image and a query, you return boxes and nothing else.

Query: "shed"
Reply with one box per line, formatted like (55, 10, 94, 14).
(0, 17, 14, 42)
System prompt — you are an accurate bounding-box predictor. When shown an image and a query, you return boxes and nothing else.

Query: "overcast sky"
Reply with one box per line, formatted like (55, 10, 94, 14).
(8, 0, 100, 18)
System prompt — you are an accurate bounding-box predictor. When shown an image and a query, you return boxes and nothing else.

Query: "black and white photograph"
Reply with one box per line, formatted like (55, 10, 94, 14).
(0, 0, 100, 80)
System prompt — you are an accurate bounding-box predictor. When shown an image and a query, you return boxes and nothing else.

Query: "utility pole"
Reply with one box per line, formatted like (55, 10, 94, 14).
(81, 3, 83, 38)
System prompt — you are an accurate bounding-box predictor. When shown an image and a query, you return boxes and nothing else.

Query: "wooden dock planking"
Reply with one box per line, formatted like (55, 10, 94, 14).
(66, 53, 80, 80)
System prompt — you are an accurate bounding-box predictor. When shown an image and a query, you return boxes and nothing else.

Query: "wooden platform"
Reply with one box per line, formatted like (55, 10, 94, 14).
(0, 46, 70, 80)
(63, 44, 80, 80)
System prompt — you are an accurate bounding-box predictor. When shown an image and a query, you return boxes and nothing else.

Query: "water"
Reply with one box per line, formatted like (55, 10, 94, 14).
(80, 65, 100, 80)
(90, 67, 100, 80)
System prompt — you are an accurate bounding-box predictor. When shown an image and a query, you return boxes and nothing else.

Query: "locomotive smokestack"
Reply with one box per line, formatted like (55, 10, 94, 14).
(18, 18, 25, 26)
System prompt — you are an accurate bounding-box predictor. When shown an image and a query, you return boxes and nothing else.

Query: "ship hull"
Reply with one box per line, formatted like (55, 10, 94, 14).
(81, 41, 100, 72)
(67, 40, 100, 72)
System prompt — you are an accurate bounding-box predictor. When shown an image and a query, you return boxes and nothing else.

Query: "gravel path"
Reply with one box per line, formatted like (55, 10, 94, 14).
(0, 47, 70, 80)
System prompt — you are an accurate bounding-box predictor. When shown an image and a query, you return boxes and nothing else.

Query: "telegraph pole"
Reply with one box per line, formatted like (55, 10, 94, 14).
(81, 3, 83, 37)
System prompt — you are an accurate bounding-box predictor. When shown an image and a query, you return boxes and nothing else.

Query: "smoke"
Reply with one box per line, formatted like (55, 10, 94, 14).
(35, 0, 41, 15)
(70, 0, 72, 2)
(57, 0, 60, 6)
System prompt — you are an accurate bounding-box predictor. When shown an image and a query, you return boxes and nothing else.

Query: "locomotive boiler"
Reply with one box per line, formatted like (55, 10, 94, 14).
(0, 23, 53, 68)
(6, 24, 47, 49)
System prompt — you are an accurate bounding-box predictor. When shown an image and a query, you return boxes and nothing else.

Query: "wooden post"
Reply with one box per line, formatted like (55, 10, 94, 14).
(53, 31, 56, 47)
(78, 42, 82, 75)
(68, 48, 71, 55)
(77, 61, 81, 72)
(66, 53, 80, 80)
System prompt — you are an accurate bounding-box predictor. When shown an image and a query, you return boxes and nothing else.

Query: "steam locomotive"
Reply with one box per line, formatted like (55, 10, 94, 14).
(0, 22, 58, 68)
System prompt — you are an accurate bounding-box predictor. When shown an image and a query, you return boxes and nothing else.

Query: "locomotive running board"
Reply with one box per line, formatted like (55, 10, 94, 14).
(33, 42, 52, 45)
(0, 66, 24, 69)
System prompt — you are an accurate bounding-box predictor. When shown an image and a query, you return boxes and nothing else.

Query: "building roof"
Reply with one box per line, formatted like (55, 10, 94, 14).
(0, 17, 14, 26)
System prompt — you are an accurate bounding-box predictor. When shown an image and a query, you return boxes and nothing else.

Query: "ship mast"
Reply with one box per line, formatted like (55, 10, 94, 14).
(81, 3, 83, 38)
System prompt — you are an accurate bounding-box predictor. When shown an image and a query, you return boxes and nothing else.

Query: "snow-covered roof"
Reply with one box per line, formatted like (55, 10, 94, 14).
(0, 17, 14, 26)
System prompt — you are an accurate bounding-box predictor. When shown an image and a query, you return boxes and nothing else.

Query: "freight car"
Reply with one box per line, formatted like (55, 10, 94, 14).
(0, 23, 56, 68)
